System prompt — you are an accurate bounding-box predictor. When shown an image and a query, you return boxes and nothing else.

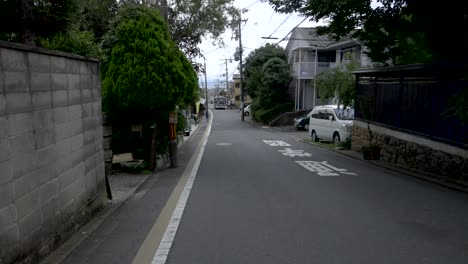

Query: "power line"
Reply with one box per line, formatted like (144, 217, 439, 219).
(256, 14, 293, 49)
(203, 47, 222, 55)
(254, 10, 275, 49)
(244, 0, 261, 9)
(242, 19, 249, 31)
(267, 14, 293, 40)
(275, 16, 309, 45)
(268, 11, 275, 24)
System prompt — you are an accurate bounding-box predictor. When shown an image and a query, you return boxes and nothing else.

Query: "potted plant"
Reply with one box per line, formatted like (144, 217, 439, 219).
(359, 96, 381, 160)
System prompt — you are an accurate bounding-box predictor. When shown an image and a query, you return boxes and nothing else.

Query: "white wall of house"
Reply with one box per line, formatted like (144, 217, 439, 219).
(293, 79, 329, 110)
(286, 31, 311, 64)
(286, 28, 375, 112)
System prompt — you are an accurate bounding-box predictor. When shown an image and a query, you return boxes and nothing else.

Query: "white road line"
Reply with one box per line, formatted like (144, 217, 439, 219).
(341, 172, 358, 175)
(151, 111, 213, 264)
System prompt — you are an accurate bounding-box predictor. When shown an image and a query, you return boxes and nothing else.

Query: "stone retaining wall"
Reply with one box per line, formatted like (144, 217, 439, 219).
(352, 120, 468, 187)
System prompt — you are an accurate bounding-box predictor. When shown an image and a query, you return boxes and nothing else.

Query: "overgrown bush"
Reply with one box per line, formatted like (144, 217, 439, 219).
(338, 139, 352, 150)
(38, 29, 101, 58)
(177, 111, 187, 133)
(254, 101, 294, 124)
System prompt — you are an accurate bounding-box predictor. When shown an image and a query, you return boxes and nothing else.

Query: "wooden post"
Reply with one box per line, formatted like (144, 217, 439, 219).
(168, 111, 178, 168)
(150, 125, 158, 171)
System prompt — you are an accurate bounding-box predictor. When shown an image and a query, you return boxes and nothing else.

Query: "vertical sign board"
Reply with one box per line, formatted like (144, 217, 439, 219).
(169, 111, 178, 140)
(169, 111, 178, 124)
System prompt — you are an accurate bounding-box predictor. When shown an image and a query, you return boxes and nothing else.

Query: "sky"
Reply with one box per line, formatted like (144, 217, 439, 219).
(195, 0, 324, 89)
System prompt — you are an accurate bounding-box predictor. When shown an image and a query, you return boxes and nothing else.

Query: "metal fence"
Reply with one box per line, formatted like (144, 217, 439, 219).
(354, 64, 468, 148)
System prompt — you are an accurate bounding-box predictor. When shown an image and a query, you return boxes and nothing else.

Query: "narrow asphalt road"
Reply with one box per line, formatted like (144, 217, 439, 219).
(165, 108, 468, 264)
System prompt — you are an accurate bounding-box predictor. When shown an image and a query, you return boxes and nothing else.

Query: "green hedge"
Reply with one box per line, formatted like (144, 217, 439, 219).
(253, 101, 294, 124)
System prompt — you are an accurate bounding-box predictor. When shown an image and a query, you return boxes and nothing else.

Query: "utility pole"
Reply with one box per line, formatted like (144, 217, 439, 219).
(220, 58, 230, 97)
(225, 58, 229, 95)
(160, 0, 168, 23)
(238, 14, 245, 121)
(204, 60, 208, 107)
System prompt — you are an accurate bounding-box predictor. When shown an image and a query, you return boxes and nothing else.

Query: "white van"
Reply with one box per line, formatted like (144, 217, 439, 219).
(308, 105, 354, 143)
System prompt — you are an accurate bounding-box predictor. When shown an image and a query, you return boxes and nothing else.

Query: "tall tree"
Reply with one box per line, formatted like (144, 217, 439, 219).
(77, 0, 118, 42)
(244, 44, 287, 98)
(120, 0, 240, 68)
(101, 4, 197, 114)
(168, 0, 239, 62)
(0, 0, 78, 45)
(257, 57, 291, 109)
(267, 0, 467, 65)
(243, 44, 292, 123)
(101, 4, 199, 159)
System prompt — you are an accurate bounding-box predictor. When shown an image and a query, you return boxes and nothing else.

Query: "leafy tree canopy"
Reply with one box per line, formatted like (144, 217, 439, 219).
(120, 0, 240, 71)
(267, 0, 467, 65)
(256, 57, 291, 110)
(77, 0, 119, 42)
(243, 45, 293, 124)
(168, 0, 240, 62)
(218, 90, 227, 97)
(244, 44, 287, 98)
(316, 54, 360, 108)
(101, 4, 198, 116)
(38, 29, 101, 58)
(0, 0, 78, 45)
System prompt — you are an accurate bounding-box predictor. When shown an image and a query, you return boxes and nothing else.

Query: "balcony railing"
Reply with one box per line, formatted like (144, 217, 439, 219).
(290, 62, 330, 78)
(290, 60, 360, 78)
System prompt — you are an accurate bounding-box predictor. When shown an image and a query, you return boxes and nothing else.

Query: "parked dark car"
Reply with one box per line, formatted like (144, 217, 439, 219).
(293, 110, 313, 130)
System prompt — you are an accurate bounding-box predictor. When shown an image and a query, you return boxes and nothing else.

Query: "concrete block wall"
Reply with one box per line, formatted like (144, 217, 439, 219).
(0, 41, 106, 264)
(352, 120, 468, 187)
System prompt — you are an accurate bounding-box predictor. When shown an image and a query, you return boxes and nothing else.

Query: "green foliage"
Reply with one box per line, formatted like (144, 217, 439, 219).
(444, 90, 468, 125)
(38, 29, 101, 58)
(253, 101, 294, 124)
(168, 0, 240, 62)
(243, 44, 292, 123)
(316, 54, 359, 108)
(77, 0, 118, 42)
(121, 0, 240, 70)
(176, 112, 187, 133)
(218, 90, 227, 97)
(268, 0, 467, 65)
(255, 57, 291, 109)
(101, 4, 198, 114)
(0, 0, 78, 44)
(338, 139, 352, 150)
(244, 44, 287, 98)
(102, 4, 199, 161)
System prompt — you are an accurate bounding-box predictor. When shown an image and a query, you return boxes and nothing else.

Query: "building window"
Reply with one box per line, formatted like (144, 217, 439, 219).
(235, 96, 240, 100)
(235, 83, 240, 88)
